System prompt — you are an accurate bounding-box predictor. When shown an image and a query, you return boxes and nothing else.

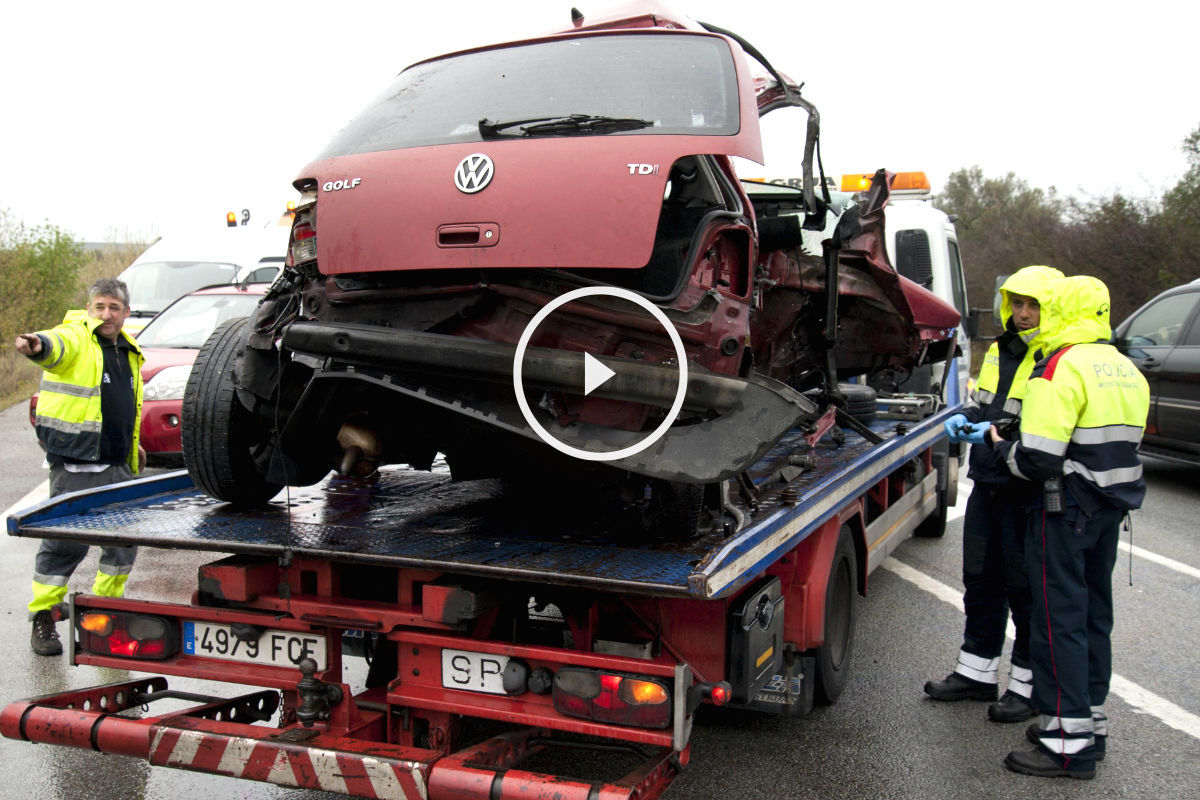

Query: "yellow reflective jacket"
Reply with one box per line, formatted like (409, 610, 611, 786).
(969, 265, 1064, 416)
(30, 311, 144, 473)
(963, 266, 1062, 483)
(1001, 276, 1150, 510)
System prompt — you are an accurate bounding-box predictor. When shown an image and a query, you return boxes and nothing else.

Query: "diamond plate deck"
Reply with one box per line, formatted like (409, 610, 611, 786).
(8, 410, 952, 599)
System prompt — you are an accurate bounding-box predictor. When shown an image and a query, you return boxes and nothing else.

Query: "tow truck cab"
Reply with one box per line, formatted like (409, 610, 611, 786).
(842, 171, 972, 403)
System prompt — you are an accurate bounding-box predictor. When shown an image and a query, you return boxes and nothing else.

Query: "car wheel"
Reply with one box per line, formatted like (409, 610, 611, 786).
(643, 480, 704, 540)
(837, 382, 877, 424)
(183, 317, 284, 506)
(811, 525, 859, 705)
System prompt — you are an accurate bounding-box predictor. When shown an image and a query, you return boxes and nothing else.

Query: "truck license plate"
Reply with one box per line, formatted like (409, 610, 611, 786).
(184, 621, 327, 671)
(441, 648, 510, 695)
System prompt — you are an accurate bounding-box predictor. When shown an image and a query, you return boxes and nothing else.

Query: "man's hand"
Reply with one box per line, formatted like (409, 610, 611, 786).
(15, 333, 42, 357)
(960, 421, 991, 446)
(137, 445, 147, 473)
(943, 413, 969, 443)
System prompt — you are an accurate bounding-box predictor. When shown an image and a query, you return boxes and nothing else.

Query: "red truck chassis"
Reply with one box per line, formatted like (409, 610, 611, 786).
(3, 408, 954, 799)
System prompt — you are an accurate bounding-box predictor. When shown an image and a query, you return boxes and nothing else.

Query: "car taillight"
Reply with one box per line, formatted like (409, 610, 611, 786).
(76, 611, 179, 660)
(552, 668, 671, 729)
(289, 221, 317, 266)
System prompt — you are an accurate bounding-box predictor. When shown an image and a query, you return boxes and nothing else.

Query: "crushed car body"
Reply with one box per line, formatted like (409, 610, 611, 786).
(183, 1, 960, 538)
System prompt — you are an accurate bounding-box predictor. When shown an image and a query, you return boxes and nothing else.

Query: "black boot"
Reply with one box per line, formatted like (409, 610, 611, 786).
(1004, 748, 1095, 780)
(31, 610, 62, 656)
(924, 672, 998, 701)
(988, 690, 1036, 722)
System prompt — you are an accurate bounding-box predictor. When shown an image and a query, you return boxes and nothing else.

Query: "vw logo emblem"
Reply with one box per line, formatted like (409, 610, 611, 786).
(454, 153, 494, 194)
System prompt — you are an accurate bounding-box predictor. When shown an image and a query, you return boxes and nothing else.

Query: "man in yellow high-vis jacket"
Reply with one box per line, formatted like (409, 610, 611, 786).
(924, 265, 1062, 722)
(988, 275, 1149, 779)
(15, 277, 145, 656)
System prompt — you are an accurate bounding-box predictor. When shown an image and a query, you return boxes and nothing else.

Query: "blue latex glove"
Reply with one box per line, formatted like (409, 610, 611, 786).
(943, 413, 968, 442)
(960, 421, 990, 445)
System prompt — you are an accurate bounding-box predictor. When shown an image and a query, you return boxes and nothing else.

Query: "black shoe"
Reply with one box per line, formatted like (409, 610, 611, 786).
(1004, 748, 1094, 779)
(924, 672, 998, 701)
(989, 691, 1036, 722)
(1026, 723, 1105, 761)
(31, 610, 62, 656)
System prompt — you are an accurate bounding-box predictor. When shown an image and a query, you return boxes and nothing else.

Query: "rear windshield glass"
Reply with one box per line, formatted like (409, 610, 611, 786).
(136, 293, 262, 348)
(318, 33, 740, 157)
(119, 261, 238, 314)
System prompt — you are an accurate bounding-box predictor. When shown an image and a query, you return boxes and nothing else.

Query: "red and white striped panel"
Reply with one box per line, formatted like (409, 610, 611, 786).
(150, 726, 430, 799)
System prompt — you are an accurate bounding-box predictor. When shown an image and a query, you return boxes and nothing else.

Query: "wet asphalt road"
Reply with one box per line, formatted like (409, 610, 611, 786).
(1, 399, 1197, 800)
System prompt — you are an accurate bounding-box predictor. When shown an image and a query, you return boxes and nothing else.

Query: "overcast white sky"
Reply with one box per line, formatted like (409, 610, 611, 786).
(2, 0, 1197, 242)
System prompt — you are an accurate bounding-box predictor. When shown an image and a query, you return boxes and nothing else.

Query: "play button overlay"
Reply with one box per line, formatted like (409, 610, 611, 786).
(583, 352, 616, 396)
(512, 286, 688, 462)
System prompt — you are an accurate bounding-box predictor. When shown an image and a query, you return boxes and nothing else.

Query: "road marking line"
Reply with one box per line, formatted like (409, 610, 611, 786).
(881, 556, 1200, 741)
(2, 478, 49, 522)
(948, 477, 1200, 579)
(1117, 541, 1200, 580)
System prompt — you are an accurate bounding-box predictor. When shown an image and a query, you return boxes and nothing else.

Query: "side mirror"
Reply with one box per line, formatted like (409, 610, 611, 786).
(992, 274, 1010, 328)
(964, 308, 983, 340)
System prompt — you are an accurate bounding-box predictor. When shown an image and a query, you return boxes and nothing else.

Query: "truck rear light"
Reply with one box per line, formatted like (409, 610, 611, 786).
(552, 668, 671, 729)
(289, 221, 317, 265)
(686, 680, 733, 711)
(77, 611, 180, 660)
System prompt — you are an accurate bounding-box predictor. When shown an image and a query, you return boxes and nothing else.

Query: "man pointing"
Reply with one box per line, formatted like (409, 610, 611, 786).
(16, 277, 146, 655)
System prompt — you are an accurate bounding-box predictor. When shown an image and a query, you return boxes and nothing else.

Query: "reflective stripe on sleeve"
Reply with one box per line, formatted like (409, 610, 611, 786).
(42, 332, 67, 369)
(1020, 432, 1069, 456)
(1002, 397, 1022, 416)
(1006, 442, 1031, 481)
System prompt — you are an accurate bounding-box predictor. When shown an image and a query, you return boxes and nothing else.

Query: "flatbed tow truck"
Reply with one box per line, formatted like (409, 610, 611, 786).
(2, 402, 955, 800)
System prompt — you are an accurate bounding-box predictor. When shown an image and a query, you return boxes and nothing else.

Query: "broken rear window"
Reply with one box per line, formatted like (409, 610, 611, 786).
(317, 32, 741, 157)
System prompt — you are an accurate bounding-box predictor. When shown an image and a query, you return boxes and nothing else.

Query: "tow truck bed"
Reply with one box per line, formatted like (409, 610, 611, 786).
(8, 409, 951, 600)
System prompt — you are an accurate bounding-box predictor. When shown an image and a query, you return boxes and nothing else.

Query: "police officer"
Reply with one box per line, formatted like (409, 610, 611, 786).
(989, 275, 1148, 779)
(924, 265, 1061, 723)
(15, 277, 145, 656)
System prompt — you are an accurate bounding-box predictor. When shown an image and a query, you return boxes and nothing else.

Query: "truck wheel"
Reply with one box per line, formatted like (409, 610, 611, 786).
(914, 450, 954, 538)
(183, 317, 284, 506)
(812, 525, 859, 705)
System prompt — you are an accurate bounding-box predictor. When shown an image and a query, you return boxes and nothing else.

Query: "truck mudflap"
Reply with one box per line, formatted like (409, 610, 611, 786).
(1, 678, 684, 800)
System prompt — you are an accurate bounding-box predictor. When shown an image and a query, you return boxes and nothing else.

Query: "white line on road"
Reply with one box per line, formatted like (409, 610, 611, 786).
(2, 478, 49, 522)
(948, 476, 1200, 580)
(881, 556, 1200, 742)
(1117, 541, 1200, 581)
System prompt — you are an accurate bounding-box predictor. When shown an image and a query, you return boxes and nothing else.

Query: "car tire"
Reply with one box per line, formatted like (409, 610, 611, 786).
(183, 317, 284, 506)
(838, 382, 877, 424)
(811, 525, 859, 705)
(644, 480, 704, 540)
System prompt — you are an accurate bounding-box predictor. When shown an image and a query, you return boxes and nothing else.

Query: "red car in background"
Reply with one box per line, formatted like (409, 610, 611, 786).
(29, 283, 267, 467)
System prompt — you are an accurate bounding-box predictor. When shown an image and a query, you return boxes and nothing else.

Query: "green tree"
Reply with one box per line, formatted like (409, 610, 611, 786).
(0, 208, 88, 404)
(935, 166, 1065, 321)
(1158, 123, 1200, 284)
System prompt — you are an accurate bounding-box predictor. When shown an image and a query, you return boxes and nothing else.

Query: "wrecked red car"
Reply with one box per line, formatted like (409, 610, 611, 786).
(183, 3, 959, 538)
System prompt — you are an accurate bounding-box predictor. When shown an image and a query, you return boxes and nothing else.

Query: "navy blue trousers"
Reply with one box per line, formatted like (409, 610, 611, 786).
(961, 483, 1032, 675)
(1025, 502, 1121, 767)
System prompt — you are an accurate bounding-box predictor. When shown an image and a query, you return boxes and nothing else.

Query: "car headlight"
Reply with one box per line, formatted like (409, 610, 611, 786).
(143, 365, 193, 402)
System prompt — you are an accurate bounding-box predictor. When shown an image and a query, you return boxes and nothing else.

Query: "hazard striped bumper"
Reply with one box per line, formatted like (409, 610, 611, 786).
(1, 677, 683, 800)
